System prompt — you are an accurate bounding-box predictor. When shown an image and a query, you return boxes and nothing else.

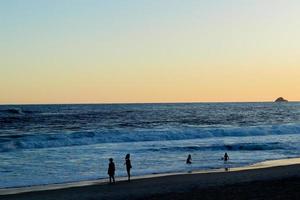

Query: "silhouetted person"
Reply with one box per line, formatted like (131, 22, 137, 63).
(186, 154, 192, 164)
(223, 152, 230, 171)
(108, 158, 115, 183)
(125, 154, 132, 181)
(223, 152, 229, 162)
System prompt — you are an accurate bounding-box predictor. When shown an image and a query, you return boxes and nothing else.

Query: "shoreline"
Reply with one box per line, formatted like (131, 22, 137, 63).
(1, 157, 300, 197)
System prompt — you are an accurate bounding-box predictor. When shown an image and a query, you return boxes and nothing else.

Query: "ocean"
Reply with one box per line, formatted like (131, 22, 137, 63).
(0, 102, 300, 188)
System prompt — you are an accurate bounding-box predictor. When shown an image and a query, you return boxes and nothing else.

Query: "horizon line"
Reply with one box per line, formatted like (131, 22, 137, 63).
(0, 100, 298, 106)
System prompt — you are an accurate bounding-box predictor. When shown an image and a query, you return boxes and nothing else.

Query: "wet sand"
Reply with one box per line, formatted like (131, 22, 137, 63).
(1, 158, 300, 200)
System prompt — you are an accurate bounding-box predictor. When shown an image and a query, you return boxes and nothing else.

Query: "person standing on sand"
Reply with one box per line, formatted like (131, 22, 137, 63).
(108, 158, 115, 183)
(125, 154, 132, 181)
(186, 154, 192, 164)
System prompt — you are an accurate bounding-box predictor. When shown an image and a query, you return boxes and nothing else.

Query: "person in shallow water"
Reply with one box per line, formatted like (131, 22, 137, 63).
(125, 154, 132, 181)
(186, 154, 192, 164)
(223, 152, 230, 171)
(223, 152, 229, 161)
(108, 158, 115, 183)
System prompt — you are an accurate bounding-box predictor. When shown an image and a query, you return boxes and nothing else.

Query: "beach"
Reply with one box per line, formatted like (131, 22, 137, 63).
(1, 103, 300, 188)
(2, 0, 300, 199)
(1, 158, 300, 200)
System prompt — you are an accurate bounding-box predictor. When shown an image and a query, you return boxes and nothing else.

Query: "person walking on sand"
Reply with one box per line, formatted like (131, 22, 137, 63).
(125, 154, 132, 181)
(108, 158, 115, 183)
(186, 154, 192, 164)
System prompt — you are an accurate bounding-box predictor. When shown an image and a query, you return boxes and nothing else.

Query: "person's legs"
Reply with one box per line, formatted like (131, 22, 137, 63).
(127, 169, 130, 181)
(109, 175, 112, 183)
(112, 175, 115, 183)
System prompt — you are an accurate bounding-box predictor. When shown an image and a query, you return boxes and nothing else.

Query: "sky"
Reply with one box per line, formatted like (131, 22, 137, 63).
(0, 0, 300, 104)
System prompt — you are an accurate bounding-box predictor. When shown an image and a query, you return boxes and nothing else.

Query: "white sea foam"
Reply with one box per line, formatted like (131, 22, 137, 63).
(1, 124, 300, 152)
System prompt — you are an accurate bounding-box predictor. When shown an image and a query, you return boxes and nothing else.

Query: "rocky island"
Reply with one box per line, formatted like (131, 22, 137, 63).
(275, 97, 288, 102)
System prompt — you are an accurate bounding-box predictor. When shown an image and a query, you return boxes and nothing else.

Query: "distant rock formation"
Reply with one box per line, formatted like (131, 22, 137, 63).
(275, 97, 288, 102)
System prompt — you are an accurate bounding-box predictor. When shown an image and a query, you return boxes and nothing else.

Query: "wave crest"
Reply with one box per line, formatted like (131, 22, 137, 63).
(0, 124, 299, 152)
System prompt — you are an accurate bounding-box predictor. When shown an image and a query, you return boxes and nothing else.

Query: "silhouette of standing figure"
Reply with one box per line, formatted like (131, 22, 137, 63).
(108, 158, 115, 183)
(223, 152, 229, 161)
(223, 152, 230, 171)
(186, 154, 192, 164)
(125, 154, 132, 181)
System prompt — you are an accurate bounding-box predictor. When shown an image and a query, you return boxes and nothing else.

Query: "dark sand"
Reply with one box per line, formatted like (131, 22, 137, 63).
(144, 177, 300, 200)
(1, 159, 300, 200)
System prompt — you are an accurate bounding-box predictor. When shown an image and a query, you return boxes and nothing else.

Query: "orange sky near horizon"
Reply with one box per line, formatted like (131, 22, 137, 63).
(1, 1, 300, 104)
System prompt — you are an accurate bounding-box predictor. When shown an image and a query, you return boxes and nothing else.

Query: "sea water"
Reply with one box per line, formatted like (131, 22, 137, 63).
(0, 102, 300, 188)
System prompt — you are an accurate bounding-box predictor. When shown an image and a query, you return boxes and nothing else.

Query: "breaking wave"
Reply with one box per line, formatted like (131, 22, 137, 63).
(1, 124, 299, 152)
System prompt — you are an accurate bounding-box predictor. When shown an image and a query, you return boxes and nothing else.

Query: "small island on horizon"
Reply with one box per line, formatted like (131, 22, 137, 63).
(275, 97, 288, 102)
